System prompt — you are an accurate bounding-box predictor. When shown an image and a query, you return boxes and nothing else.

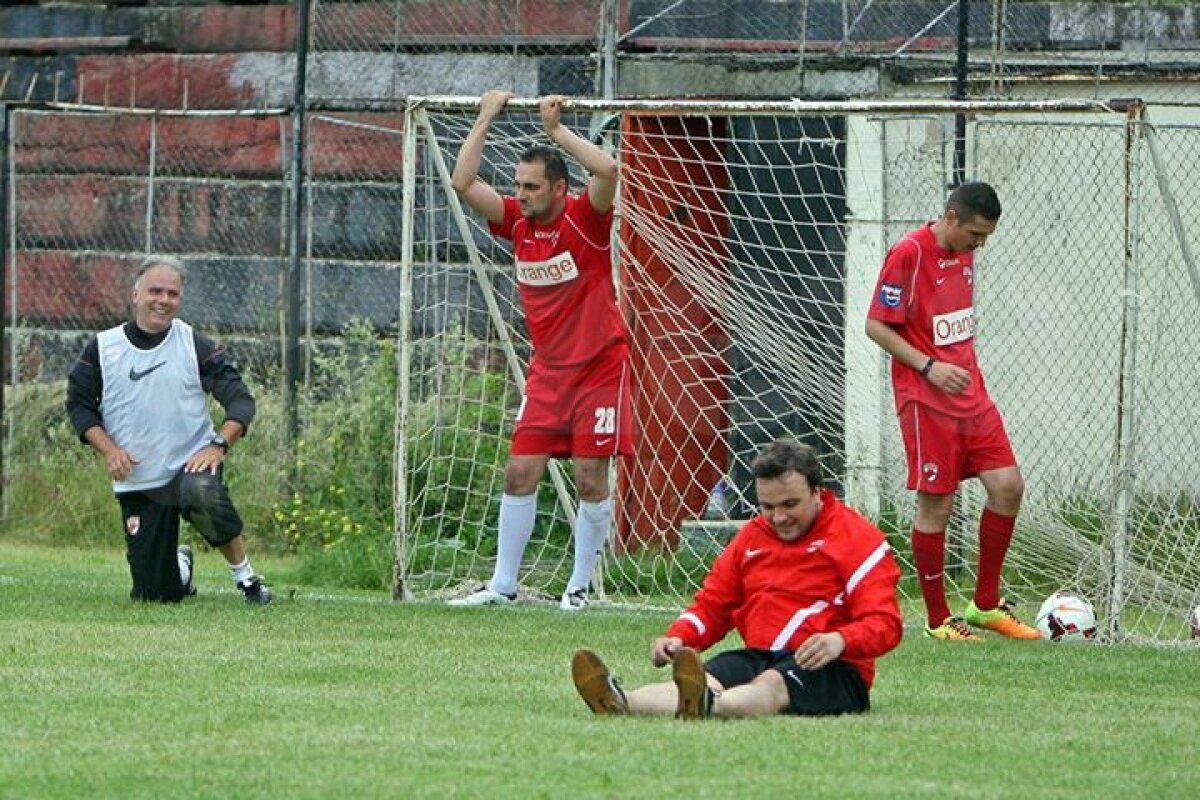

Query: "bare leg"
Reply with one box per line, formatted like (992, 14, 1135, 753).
(914, 490, 955, 533)
(217, 534, 246, 565)
(625, 682, 680, 715)
(977, 465, 1024, 517)
(626, 669, 726, 716)
(712, 670, 791, 718)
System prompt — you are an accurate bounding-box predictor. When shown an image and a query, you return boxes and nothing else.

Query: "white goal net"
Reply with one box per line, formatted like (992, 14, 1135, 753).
(393, 96, 1200, 642)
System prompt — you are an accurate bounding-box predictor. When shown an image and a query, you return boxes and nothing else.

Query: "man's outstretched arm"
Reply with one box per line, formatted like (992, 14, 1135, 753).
(450, 89, 511, 224)
(539, 95, 618, 214)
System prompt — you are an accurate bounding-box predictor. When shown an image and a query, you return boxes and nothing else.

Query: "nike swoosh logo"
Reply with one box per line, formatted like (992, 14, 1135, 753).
(596, 438, 613, 446)
(923, 572, 943, 581)
(935, 277, 947, 286)
(745, 548, 763, 558)
(129, 362, 167, 381)
(785, 670, 805, 688)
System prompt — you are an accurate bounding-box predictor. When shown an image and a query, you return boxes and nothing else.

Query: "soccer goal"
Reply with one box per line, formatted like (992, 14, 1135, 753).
(392, 95, 1200, 642)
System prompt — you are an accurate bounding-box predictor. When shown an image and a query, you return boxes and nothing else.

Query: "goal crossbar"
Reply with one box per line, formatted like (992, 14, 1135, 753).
(410, 96, 1135, 116)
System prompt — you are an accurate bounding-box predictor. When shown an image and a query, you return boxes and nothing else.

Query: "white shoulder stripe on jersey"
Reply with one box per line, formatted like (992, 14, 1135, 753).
(607, 360, 629, 455)
(906, 238, 922, 306)
(845, 542, 892, 596)
(772, 542, 891, 646)
(769, 600, 830, 652)
(678, 611, 706, 637)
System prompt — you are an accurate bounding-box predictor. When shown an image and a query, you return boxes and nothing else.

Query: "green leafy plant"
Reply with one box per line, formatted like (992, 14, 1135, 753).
(270, 319, 398, 588)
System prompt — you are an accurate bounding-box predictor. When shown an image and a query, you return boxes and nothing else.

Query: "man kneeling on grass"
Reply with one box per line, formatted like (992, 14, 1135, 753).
(572, 439, 903, 719)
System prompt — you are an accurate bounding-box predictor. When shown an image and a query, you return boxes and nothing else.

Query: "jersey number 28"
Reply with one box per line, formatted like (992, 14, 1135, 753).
(593, 407, 616, 434)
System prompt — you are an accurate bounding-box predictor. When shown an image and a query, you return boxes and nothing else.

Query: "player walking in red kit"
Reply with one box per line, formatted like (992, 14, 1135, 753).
(865, 182, 1040, 641)
(448, 91, 628, 611)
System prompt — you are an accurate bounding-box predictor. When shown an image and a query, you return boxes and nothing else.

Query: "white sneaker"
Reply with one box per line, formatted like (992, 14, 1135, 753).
(560, 588, 589, 611)
(177, 545, 196, 597)
(448, 587, 516, 607)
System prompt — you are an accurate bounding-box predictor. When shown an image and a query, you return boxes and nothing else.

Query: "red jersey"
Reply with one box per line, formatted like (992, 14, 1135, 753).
(665, 490, 902, 688)
(489, 194, 627, 368)
(867, 223, 995, 418)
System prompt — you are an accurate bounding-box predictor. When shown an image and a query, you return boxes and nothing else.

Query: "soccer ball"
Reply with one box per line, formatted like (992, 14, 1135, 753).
(1035, 592, 1098, 641)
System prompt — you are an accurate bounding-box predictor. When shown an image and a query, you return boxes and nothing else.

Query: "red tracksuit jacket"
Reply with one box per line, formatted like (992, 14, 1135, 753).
(665, 489, 903, 687)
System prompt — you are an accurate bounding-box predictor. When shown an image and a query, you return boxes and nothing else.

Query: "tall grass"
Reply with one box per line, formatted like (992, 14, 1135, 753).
(2, 381, 117, 546)
(1, 322, 398, 590)
(279, 321, 399, 588)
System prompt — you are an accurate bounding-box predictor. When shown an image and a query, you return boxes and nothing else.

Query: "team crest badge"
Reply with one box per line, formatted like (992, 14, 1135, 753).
(922, 462, 940, 484)
(879, 284, 902, 308)
(125, 515, 141, 536)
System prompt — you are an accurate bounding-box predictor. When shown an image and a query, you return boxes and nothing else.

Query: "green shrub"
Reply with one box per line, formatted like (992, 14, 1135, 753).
(401, 332, 515, 581)
(3, 382, 116, 546)
(277, 488, 393, 590)
(271, 319, 398, 588)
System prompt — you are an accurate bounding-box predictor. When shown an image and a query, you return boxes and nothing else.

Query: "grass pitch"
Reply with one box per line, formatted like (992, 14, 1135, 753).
(1, 542, 1196, 800)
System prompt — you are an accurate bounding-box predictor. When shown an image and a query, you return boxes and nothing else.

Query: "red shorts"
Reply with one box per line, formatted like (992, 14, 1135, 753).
(898, 401, 1017, 494)
(510, 345, 634, 459)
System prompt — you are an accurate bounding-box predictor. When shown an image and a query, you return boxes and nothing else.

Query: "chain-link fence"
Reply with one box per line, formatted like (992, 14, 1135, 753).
(861, 103, 1200, 638)
(3, 96, 1197, 634)
(1, 2, 1196, 108)
(969, 109, 1200, 637)
(296, 1, 1200, 105)
(1, 3, 1197, 110)
(309, 0, 609, 104)
(7, 109, 292, 382)
(1, 107, 296, 549)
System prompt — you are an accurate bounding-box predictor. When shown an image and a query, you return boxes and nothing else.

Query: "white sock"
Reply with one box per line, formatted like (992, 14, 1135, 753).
(228, 558, 255, 585)
(489, 492, 537, 597)
(177, 551, 191, 586)
(566, 497, 613, 594)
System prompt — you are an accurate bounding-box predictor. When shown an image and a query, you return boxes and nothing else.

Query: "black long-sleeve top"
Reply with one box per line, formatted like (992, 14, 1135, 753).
(65, 321, 256, 442)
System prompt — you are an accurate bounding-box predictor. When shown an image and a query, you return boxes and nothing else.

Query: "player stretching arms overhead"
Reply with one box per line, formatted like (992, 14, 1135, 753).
(865, 182, 1040, 641)
(447, 91, 628, 611)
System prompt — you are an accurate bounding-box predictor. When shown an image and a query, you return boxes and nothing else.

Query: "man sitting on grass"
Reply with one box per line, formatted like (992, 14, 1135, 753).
(572, 439, 902, 719)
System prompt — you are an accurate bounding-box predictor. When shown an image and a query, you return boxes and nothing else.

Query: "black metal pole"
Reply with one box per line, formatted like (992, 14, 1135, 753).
(952, 0, 969, 187)
(0, 104, 8, 507)
(944, 0, 970, 575)
(285, 0, 312, 449)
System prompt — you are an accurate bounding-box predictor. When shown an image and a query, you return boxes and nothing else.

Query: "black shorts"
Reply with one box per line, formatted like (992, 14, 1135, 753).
(117, 467, 243, 602)
(704, 648, 870, 716)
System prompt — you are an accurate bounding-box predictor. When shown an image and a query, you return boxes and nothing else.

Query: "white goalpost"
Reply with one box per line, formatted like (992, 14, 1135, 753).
(392, 95, 1200, 642)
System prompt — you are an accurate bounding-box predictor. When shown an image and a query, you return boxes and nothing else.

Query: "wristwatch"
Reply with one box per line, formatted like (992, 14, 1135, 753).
(209, 433, 230, 452)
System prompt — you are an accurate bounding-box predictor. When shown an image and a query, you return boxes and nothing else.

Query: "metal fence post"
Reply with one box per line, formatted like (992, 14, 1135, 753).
(1110, 99, 1146, 639)
(285, 0, 313, 452)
